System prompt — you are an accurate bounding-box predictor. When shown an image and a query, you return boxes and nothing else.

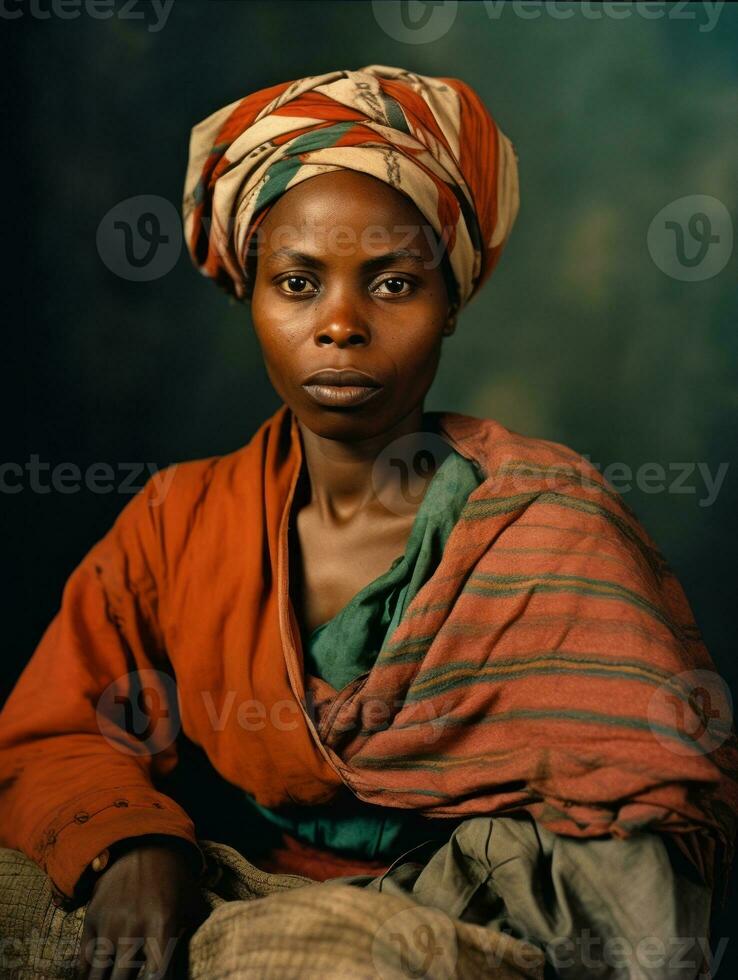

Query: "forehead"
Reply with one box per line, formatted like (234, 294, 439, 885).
(257, 170, 438, 260)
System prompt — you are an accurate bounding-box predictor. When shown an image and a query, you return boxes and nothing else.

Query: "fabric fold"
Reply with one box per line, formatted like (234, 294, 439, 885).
(1, 401, 735, 903)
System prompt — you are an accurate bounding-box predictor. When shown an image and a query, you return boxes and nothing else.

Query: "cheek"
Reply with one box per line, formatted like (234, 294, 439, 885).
(250, 313, 286, 379)
(384, 329, 444, 395)
(251, 292, 297, 351)
(255, 332, 288, 380)
(251, 290, 285, 351)
(395, 301, 447, 353)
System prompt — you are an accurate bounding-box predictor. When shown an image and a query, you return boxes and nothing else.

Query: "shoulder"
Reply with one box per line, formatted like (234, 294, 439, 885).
(99, 409, 283, 576)
(437, 410, 614, 489)
(439, 411, 670, 587)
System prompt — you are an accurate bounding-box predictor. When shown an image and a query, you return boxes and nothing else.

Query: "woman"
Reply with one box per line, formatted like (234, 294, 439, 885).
(0, 65, 736, 979)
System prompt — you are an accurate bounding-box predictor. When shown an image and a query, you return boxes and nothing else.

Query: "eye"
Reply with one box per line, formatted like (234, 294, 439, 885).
(276, 275, 318, 296)
(372, 276, 415, 298)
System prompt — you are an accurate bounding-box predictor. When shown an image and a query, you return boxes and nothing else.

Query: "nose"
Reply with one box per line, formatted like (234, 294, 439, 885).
(314, 293, 370, 347)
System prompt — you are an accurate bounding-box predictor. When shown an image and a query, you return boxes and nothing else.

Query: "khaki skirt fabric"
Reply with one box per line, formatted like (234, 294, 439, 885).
(0, 827, 544, 979)
(0, 814, 716, 979)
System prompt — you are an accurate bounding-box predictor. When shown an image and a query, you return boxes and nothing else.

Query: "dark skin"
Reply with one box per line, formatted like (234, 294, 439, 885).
(76, 170, 457, 978)
(75, 835, 207, 979)
(250, 170, 457, 633)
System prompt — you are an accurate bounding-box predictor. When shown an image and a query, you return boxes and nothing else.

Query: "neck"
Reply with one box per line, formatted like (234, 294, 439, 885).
(295, 404, 433, 527)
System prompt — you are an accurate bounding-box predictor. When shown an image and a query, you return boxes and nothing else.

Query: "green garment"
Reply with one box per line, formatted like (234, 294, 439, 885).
(243, 445, 484, 860)
(304, 445, 484, 691)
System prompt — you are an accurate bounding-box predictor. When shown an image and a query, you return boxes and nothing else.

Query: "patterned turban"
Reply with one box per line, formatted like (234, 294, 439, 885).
(182, 65, 520, 311)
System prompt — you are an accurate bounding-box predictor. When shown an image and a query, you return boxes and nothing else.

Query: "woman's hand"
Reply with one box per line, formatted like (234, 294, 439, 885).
(75, 839, 209, 979)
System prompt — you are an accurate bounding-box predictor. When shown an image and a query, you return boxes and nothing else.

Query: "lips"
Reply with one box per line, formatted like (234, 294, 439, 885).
(301, 368, 381, 388)
(301, 368, 383, 408)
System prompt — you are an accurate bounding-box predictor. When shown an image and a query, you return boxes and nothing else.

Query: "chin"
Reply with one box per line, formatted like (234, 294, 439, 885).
(292, 398, 408, 442)
(303, 409, 390, 440)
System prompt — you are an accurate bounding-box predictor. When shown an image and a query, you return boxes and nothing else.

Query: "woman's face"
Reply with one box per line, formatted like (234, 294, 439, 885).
(249, 170, 454, 442)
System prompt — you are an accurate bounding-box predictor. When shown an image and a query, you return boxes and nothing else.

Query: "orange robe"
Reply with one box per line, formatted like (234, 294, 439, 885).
(1, 403, 735, 906)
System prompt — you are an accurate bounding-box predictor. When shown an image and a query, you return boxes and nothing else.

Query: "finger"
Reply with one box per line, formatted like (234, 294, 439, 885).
(145, 928, 189, 980)
(84, 933, 116, 980)
(74, 920, 97, 980)
(108, 934, 148, 980)
(88, 966, 114, 980)
(110, 960, 148, 979)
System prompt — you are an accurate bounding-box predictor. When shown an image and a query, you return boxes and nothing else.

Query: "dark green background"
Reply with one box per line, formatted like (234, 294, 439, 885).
(7, 0, 737, 967)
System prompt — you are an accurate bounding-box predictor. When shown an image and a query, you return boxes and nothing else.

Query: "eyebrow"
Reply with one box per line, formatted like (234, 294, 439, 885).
(264, 247, 426, 272)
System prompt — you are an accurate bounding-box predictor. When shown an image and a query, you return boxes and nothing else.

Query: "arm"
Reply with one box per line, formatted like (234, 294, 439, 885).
(0, 471, 206, 907)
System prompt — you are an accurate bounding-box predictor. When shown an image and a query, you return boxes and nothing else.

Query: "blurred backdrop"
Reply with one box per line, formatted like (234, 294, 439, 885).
(6, 0, 737, 967)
